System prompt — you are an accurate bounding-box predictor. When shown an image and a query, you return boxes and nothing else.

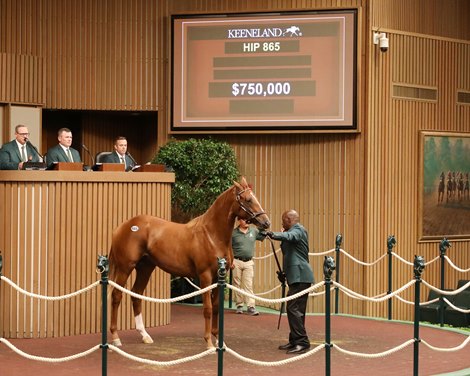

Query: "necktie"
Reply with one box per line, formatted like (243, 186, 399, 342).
(21, 145, 27, 162)
(120, 156, 126, 168)
(66, 148, 73, 162)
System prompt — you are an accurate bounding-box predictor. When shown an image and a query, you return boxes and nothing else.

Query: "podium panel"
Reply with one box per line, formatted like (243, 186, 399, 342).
(52, 162, 84, 171)
(94, 163, 125, 172)
(0, 171, 175, 339)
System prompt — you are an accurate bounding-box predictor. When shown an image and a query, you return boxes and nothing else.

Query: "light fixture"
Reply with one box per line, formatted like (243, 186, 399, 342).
(373, 32, 389, 53)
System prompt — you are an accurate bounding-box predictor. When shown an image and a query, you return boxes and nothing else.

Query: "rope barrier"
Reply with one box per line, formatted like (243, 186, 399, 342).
(225, 343, 325, 366)
(0, 276, 100, 300)
(333, 339, 415, 358)
(0, 338, 100, 362)
(1, 241, 469, 375)
(108, 280, 217, 303)
(444, 255, 470, 273)
(108, 344, 216, 366)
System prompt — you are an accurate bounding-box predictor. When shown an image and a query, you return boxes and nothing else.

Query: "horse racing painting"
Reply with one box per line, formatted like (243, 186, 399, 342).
(419, 131, 470, 240)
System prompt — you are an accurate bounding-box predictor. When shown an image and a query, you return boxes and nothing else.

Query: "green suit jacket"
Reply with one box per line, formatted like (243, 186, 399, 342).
(0, 140, 41, 170)
(270, 223, 314, 285)
(46, 144, 81, 168)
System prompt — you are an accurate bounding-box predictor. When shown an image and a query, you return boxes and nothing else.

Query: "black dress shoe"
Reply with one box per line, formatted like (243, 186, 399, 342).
(278, 343, 295, 350)
(286, 344, 310, 354)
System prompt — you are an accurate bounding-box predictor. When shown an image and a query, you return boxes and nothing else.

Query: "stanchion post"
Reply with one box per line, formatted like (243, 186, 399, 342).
(323, 256, 335, 376)
(217, 258, 227, 376)
(387, 235, 396, 320)
(413, 255, 425, 376)
(97, 255, 109, 376)
(334, 234, 342, 315)
(438, 238, 451, 327)
(228, 269, 233, 309)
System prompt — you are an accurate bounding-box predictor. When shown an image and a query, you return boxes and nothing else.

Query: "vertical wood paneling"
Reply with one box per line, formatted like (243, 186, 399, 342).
(0, 173, 173, 339)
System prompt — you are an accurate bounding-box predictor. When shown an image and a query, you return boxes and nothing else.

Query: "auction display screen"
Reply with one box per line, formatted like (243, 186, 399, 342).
(171, 11, 357, 132)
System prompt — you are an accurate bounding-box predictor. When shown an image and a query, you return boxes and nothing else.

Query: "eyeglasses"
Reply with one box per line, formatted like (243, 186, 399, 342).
(17, 132, 30, 136)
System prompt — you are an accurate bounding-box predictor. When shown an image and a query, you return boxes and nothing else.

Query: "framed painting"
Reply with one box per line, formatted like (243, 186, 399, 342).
(419, 131, 470, 241)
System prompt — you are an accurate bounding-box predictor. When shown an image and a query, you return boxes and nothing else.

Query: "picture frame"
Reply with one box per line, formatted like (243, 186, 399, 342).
(419, 131, 470, 241)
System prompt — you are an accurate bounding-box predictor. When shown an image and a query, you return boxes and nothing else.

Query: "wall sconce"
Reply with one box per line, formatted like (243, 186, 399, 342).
(373, 32, 389, 53)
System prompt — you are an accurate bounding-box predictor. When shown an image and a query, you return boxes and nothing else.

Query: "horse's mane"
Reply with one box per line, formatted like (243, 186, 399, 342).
(186, 185, 236, 228)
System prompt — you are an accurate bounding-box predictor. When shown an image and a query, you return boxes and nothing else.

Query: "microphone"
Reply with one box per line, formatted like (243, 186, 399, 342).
(82, 144, 95, 166)
(126, 151, 138, 166)
(25, 139, 45, 161)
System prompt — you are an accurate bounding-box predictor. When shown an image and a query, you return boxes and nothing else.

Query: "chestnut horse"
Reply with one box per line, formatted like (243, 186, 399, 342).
(108, 177, 271, 348)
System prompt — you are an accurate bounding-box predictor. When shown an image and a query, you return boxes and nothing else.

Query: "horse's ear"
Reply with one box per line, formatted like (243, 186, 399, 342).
(233, 180, 243, 191)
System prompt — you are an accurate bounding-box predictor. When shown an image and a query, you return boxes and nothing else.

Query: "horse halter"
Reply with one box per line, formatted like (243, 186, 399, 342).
(236, 188, 266, 225)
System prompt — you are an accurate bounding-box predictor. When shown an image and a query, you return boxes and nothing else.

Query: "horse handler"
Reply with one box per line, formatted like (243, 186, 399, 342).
(231, 218, 265, 315)
(266, 209, 314, 354)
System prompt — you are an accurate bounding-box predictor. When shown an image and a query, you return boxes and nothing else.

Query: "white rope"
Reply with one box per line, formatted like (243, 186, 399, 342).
(108, 280, 217, 303)
(108, 344, 216, 366)
(421, 335, 470, 352)
(225, 343, 325, 366)
(391, 252, 414, 266)
(0, 276, 100, 301)
(393, 294, 414, 305)
(253, 248, 282, 260)
(309, 248, 335, 257)
(254, 284, 281, 296)
(424, 255, 440, 266)
(226, 281, 325, 304)
(333, 339, 415, 358)
(422, 280, 470, 295)
(339, 249, 387, 266)
(444, 255, 470, 273)
(0, 338, 100, 362)
(443, 297, 470, 313)
(332, 279, 416, 302)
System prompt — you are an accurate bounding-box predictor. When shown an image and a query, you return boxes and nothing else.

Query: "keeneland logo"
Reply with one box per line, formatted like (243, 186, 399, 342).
(227, 25, 302, 39)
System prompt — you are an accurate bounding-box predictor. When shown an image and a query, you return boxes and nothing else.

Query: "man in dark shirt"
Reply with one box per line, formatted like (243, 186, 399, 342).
(267, 209, 314, 354)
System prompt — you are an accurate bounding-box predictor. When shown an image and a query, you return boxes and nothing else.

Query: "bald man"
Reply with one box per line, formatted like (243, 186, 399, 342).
(267, 210, 314, 354)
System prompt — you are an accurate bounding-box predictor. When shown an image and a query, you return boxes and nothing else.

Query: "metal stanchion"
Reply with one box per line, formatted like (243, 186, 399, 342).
(439, 238, 451, 327)
(413, 255, 425, 376)
(324, 256, 335, 376)
(97, 255, 109, 376)
(387, 235, 396, 320)
(334, 234, 342, 314)
(217, 258, 227, 376)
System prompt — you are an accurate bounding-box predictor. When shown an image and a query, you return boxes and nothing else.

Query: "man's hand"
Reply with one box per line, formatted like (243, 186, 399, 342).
(276, 271, 286, 284)
(258, 230, 274, 238)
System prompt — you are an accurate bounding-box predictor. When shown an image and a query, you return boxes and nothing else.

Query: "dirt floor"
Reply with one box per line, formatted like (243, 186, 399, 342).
(1, 304, 470, 376)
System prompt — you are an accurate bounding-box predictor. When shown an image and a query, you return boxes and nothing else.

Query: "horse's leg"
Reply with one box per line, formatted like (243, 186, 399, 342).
(131, 259, 156, 344)
(199, 273, 215, 349)
(110, 268, 133, 347)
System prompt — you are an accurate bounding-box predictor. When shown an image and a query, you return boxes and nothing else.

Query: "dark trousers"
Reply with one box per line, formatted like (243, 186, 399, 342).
(287, 282, 311, 347)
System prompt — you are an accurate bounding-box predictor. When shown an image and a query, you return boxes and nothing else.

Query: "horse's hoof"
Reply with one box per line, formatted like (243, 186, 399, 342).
(112, 338, 122, 347)
(142, 335, 154, 344)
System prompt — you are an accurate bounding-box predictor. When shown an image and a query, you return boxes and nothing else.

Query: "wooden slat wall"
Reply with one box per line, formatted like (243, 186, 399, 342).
(0, 0, 159, 110)
(0, 52, 45, 105)
(0, 172, 173, 338)
(365, 1, 470, 320)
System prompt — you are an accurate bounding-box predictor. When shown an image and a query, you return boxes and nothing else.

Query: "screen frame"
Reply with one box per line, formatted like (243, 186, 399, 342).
(170, 9, 359, 134)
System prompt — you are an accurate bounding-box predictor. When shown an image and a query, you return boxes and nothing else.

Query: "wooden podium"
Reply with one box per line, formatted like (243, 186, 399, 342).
(94, 163, 125, 172)
(134, 164, 165, 172)
(51, 162, 84, 171)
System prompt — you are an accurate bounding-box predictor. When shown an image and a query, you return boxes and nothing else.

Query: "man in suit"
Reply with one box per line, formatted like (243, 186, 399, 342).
(46, 127, 81, 168)
(0, 124, 42, 170)
(102, 136, 137, 172)
(266, 210, 314, 354)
